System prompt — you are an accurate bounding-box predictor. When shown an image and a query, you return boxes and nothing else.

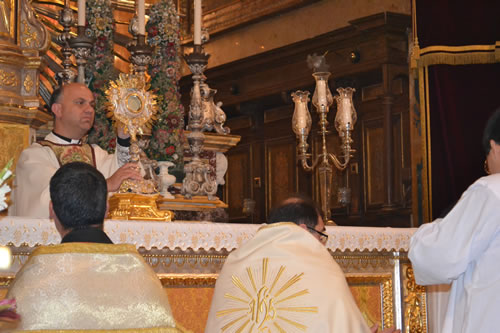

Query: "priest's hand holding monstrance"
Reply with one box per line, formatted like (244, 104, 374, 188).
(105, 73, 172, 221)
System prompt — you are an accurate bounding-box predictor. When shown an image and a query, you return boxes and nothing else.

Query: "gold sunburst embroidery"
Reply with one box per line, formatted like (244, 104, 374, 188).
(217, 258, 318, 332)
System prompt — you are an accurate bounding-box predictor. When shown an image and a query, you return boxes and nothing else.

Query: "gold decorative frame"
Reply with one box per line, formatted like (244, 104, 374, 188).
(403, 266, 427, 333)
(347, 275, 394, 329)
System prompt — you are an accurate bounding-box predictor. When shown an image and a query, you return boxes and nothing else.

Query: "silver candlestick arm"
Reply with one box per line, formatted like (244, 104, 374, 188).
(55, 5, 76, 85)
(70, 26, 94, 84)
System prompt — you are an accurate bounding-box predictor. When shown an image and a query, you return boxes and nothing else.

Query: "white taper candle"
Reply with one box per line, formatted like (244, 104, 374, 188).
(194, 0, 202, 45)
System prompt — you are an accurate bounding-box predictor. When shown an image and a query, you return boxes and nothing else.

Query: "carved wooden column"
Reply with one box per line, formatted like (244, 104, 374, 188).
(382, 94, 395, 210)
(0, 0, 51, 171)
(382, 62, 396, 211)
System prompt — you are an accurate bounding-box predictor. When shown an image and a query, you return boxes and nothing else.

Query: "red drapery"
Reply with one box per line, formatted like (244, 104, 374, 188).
(415, 1, 500, 218)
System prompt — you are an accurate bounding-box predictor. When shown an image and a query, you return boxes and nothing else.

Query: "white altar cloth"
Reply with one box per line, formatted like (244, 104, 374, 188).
(0, 216, 416, 251)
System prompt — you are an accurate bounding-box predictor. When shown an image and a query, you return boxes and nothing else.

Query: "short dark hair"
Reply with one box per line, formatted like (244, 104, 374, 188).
(482, 108, 500, 155)
(50, 162, 108, 229)
(49, 85, 64, 112)
(268, 200, 319, 229)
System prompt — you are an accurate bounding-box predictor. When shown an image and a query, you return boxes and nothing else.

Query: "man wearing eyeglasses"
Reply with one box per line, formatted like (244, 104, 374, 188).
(205, 197, 399, 333)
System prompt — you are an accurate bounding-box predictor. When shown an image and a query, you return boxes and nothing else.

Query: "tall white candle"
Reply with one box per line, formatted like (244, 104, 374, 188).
(335, 96, 353, 130)
(317, 80, 327, 107)
(340, 98, 353, 126)
(194, 0, 202, 45)
(138, 0, 145, 35)
(77, 0, 85, 26)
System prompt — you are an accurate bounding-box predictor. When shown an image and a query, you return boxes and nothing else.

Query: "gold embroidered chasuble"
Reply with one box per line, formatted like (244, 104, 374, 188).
(7, 243, 188, 332)
(205, 222, 371, 333)
(38, 140, 96, 167)
(9, 132, 127, 218)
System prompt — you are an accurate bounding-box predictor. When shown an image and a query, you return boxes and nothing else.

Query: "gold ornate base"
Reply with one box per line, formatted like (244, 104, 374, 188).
(157, 194, 228, 212)
(108, 193, 173, 221)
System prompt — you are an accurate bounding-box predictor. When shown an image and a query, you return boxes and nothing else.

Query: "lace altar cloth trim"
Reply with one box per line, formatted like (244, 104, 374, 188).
(0, 217, 415, 251)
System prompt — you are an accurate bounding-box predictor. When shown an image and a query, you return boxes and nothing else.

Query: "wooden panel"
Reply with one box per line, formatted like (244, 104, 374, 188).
(225, 145, 252, 220)
(313, 131, 344, 211)
(226, 115, 252, 131)
(265, 137, 296, 214)
(363, 118, 384, 208)
(392, 113, 403, 206)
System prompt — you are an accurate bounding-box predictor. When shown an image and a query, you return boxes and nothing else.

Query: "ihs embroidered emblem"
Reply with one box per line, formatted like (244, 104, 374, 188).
(216, 258, 318, 332)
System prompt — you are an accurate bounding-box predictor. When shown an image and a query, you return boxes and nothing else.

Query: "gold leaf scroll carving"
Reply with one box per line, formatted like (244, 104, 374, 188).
(0, 69, 18, 87)
(23, 74, 33, 93)
(404, 266, 426, 333)
(21, 19, 37, 47)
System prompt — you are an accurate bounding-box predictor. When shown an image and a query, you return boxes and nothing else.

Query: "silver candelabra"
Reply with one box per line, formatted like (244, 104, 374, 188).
(292, 54, 357, 222)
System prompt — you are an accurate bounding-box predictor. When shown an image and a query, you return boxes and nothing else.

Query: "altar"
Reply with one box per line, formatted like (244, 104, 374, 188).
(0, 217, 428, 333)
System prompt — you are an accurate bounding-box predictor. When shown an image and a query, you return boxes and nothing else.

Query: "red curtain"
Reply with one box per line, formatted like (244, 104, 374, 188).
(416, 1, 500, 47)
(416, 1, 500, 218)
(429, 64, 500, 217)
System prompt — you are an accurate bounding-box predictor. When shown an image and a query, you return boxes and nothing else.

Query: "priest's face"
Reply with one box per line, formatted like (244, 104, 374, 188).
(313, 216, 328, 245)
(52, 83, 96, 140)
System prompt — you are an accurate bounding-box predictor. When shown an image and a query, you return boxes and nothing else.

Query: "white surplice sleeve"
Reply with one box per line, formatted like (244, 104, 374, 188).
(92, 143, 128, 179)
(409, 180, 500, 285)
(10, 144, 59, 218)
(10, 142, 128, 218)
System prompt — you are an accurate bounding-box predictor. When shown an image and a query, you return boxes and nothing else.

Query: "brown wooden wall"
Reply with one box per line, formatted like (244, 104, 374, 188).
(180, 12, 412, 227)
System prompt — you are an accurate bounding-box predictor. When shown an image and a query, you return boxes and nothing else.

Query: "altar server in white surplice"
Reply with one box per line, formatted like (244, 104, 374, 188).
(409, 108, 500, 333)
(205, 197, 399, 333)
(9, 82, 142, 218)
(7, 162, 186, 332)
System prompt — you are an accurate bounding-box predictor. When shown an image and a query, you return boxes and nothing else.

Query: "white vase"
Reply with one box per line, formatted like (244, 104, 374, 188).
(158, 161, 176, 199)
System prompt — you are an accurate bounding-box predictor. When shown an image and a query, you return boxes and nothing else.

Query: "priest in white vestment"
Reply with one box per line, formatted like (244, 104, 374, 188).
(409, 109, 500, 333)
(7, 162, 186, 332)
(206, 198, 397, 333)
(9, 82, 142, 218)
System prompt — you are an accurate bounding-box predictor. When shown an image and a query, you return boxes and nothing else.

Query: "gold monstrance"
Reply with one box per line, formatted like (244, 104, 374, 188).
(105, 73, 172, 221)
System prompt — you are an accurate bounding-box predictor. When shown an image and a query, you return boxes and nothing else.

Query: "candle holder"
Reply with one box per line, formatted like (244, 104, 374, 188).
(70, 26, 94, 84)
(181, 44, 218, 200)
(55, 4, 76, 85)
(128, 35, 153, 74)
(292, 54, 357, 223)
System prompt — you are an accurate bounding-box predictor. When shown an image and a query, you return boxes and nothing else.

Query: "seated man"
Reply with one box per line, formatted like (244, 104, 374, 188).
(205, 197, 398, 333)
(7, 162, 185, 332)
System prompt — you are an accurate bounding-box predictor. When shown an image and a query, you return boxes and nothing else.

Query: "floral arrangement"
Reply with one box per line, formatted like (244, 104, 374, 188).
(84, 0, 119, 152)
(0, 298, 19, 323)
(145, 0, 184, 165)
(0, 159, 13, 211)
(84, 0, 185, 168)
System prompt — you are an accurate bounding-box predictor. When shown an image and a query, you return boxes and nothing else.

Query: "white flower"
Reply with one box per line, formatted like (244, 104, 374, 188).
(0, 169, 11, 183)
(0, 184, 11, 211)
(0, 159, 13, 212)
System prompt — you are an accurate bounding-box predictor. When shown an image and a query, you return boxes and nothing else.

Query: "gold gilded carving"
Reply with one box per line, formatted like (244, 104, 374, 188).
(382, 278, 394, 329)
(23, 74, 33, 93)
(159, 274, 218, 287)
(0, 123, 29, 173)
(0, 275, 14, 287)
(21, 19, 37, 48)
(0, 0, 10, 36)
(141, 252, 228, 272)
(404, 266, 426, 333)
(347, 275, 394, 329)
(216, 258, 317, 331)
(0, 69, 18, 87)
(108, 193, 172, 221)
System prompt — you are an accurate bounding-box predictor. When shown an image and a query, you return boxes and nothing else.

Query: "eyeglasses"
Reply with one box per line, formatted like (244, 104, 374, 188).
(307, 226, 328, 244)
